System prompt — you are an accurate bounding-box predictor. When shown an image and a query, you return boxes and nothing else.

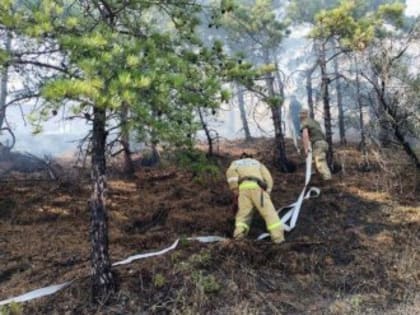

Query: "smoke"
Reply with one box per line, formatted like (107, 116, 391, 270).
(1, 106, 89, 157)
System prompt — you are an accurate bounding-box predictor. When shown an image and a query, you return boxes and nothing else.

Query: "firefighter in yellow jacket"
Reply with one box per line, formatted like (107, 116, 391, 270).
(226, 153, 284, 243)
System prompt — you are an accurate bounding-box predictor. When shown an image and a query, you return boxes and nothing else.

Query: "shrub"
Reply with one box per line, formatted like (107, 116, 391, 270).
(173, 149, 222, 185)
(0, 303, 23, 315)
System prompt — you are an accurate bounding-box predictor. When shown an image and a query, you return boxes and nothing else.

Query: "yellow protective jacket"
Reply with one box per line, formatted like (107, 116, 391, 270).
(226, 158, 273, 193)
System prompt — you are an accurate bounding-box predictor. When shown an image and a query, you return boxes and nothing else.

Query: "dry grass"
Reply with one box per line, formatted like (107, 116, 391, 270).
(0, 140, 419, 314)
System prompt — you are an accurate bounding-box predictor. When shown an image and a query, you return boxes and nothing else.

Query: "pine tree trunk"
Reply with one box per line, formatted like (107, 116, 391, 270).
(306, 44, 319, 120)
(274, 59, 287, 135)
(261, 51, 291, 172)
(306, 64, 317, 120)
(319, 42, 334, 169)
(0, 32, 11, 130)
(392, 126, 420, 168)
(236, 83, 252, 141)
(198, 107, 213, 156)
(376, 92, 420, 168)
(354, 61, 371, 171)
(120, 102, 135, 176)
(151, 142, 160, 165)
(377, 98, 393, 146)
(334, 56, 346, 145)
(372, 68, 393, 146)
(265, 75, 291, 172)
(90, 106, 115, 302)
(355, 62, 366, 155)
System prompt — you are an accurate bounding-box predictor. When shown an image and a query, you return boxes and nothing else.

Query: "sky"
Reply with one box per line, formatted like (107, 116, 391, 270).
(406, 0, 420, 16)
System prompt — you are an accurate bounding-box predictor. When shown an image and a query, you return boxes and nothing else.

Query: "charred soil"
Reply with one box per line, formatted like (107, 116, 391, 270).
(0, 139, 419, 314)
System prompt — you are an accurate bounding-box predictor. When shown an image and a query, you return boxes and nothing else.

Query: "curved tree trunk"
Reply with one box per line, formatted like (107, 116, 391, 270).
(375, 90, 420, 168)
(90, 106, 115, 302)
(377, 98, 393, 146)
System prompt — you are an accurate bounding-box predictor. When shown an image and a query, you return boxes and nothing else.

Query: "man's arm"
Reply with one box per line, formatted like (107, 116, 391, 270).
(302, 128, 311, 156)
(260, 163, 273, 194)
(226, 163, 239, 194)
(226, 163, 239, 214)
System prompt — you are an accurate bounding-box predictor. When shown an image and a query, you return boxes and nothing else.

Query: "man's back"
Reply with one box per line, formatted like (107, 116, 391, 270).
(231, 158, 262, 178)
(300, 118, 325, 144)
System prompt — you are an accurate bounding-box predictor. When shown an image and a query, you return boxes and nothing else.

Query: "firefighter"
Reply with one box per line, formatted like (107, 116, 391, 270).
(299, 109, 332, 180)
(226, 153, 284, 244)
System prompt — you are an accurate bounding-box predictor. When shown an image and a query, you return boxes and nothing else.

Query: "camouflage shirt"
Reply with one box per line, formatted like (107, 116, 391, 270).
(300, 118, 326, 144)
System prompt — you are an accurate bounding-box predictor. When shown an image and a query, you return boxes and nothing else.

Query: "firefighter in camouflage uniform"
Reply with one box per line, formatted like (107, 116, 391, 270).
(299, 110, 332, 180)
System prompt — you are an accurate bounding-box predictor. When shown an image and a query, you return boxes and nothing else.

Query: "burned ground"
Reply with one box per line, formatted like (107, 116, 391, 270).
(0, 139, 419, 314)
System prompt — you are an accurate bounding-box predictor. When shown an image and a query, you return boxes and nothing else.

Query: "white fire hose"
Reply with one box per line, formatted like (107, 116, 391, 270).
(0, 152, 319, 306)
(258, 149, 319, 240)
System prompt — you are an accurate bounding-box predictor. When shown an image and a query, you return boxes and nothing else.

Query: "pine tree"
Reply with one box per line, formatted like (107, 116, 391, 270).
(215, 0, 294, 172)
(0, 0, 231, 301)
(288, 0, 406, 168)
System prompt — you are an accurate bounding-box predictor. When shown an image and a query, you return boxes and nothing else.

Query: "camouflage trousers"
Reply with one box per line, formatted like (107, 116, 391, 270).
(234, 188, 284, 243)
(313, 140, 332, 180)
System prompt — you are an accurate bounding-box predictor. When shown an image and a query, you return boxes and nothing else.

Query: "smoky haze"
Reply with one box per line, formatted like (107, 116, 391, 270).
(0, 16, 313, 157)
(0, 0, 418, 159)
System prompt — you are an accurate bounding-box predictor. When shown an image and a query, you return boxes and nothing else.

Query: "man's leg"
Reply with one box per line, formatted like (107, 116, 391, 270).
(313, 141, 332, 180)
(234, 190, 254, 239)
(252, 190, 284, 243)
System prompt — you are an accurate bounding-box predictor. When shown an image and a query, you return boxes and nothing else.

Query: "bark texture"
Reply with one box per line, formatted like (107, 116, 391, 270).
(236, 83, 252, 141)
(334, 56, 346, 145)
(90, 106, 115, 302)
(120, 102, 135, 176)
(318, 42, 334, 169)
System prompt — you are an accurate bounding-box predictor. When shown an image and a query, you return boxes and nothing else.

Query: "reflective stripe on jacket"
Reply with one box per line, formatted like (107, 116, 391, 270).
(226, 158, 273, 192)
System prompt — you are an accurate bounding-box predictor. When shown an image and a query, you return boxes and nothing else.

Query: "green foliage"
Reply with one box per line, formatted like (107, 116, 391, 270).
(264, 95, 284, 108)
(310, 0, 405, 51)
(153, 273, 166, 288)
(311, 1, 372, 49)
(287, 0, 340, 24)
(0, 48, 10, 67)
(209, 0, 288, 112)
(173, 149, 222, 185)
(216, 0, 288, 57)
(191, 271, 221, 294)
(288, 0, 405, 25)
(220, 0, 236, 13)
(1, 0, 234, 149)
(0, 302, 23, 315)
(170, 251, 183, 264)
(42, 78, 103, 102)
(220, 89, 231, 103)
(376, 2, 406, 28)
(179, 236, 190, 247)
(188, 251, 212, 268)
